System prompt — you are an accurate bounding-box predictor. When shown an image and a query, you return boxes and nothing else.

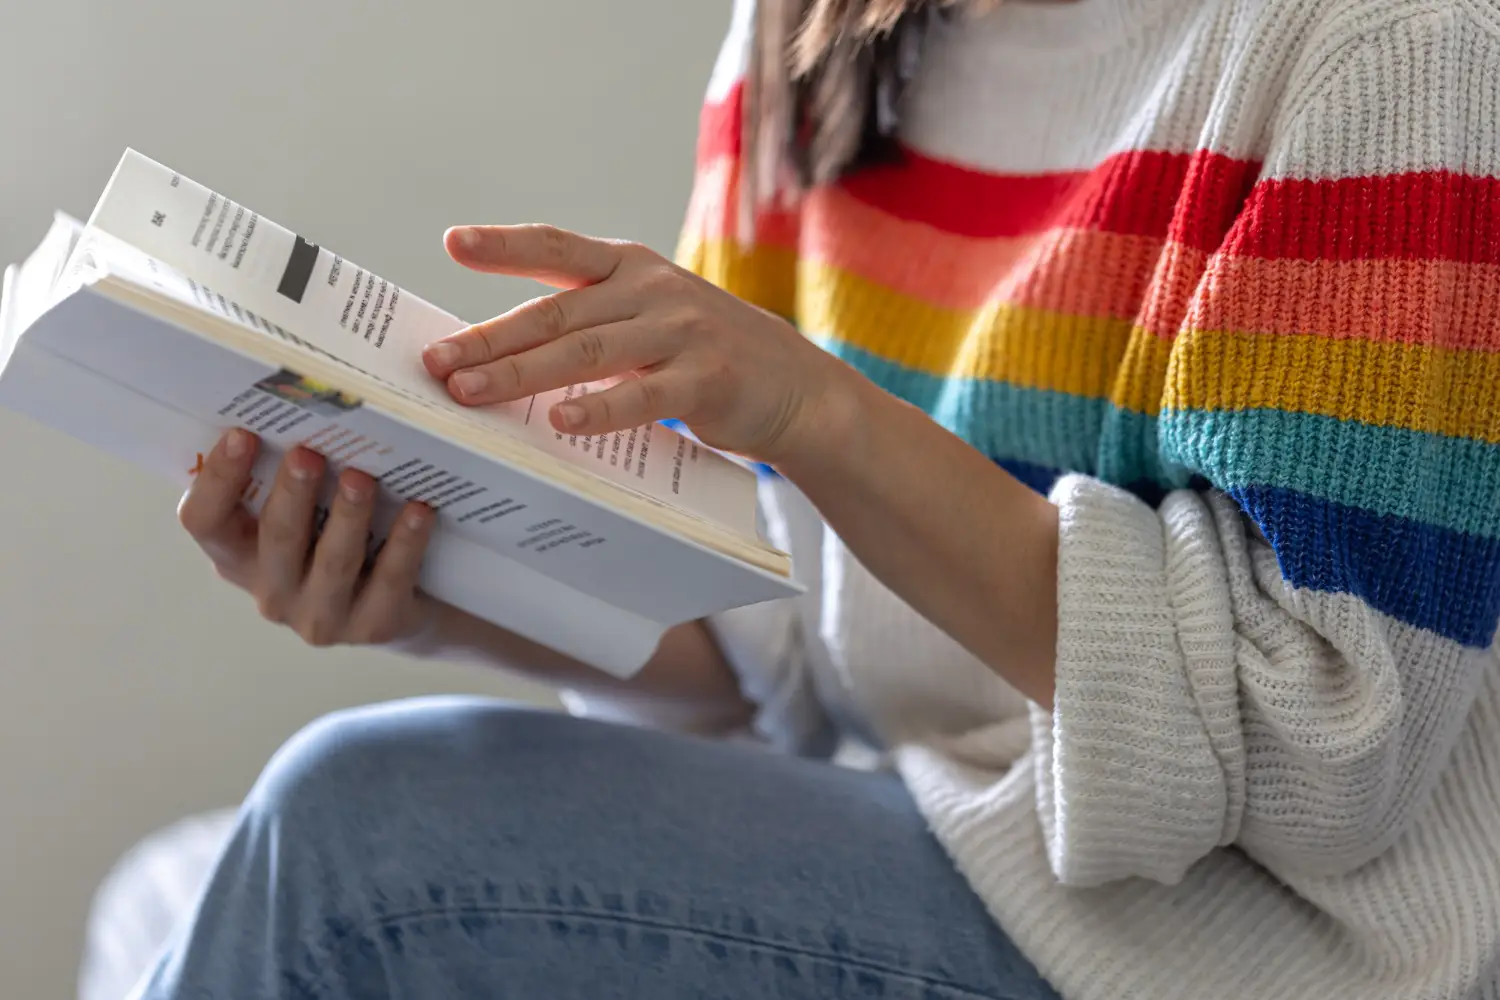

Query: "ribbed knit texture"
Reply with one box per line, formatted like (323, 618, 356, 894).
(683, 1, 1500, 997)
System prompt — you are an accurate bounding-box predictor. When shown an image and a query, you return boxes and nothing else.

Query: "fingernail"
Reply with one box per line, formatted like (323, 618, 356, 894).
(426, 341, 462, 369)
(340, 477, 371, 504)
(223, 429, 250, 460)
(289, 454, 318, 482)
(555, 402, 586, 429)
(451, 370, 488, 397)
(404, 507, 432, 531)
(450, 226, 481, 250)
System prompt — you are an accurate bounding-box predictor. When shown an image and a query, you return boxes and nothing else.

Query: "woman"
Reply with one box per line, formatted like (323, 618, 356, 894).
(137, 0, 1500, 997)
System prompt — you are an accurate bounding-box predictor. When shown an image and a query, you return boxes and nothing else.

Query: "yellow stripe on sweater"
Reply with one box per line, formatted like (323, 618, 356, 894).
(676, 236, 798, 320)
(795, 260, 1137, 401)
(1168, 328, 1500, 443)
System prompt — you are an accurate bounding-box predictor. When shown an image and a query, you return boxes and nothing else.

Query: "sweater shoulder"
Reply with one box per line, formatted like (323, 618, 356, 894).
(1224, 0, 1500, 177)
(1251, 0, 1499, 46)
(1255, 0, 1500, 110)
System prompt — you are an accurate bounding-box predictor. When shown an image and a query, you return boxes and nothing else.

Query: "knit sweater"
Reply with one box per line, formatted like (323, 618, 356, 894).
(675, 1, 1500, 998)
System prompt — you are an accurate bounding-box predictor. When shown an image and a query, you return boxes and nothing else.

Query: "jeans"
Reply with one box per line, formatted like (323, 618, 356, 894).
(132, 698, 1060, 1000)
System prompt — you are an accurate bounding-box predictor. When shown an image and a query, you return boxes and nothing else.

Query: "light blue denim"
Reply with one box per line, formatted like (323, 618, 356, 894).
(133, 698, 1060, 999)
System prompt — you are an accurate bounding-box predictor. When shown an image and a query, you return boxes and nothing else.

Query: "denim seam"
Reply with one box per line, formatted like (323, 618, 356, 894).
(310, 904, 1030, 1000)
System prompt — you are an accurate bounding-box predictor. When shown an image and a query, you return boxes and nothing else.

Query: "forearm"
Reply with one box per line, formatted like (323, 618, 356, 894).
(408, 603, 755, 735)
(776, 373, 1060, 707)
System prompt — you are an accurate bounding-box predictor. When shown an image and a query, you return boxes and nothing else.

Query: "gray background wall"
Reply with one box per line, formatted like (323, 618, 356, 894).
(0, 2, 729, 995)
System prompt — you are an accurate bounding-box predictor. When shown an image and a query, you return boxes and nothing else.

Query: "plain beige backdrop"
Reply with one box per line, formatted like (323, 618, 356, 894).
(0, 1, 730, 994)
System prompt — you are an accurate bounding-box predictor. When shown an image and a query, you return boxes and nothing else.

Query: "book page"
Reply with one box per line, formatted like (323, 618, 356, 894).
(5, 212, 84, 335)
(81, 149, 758, 536)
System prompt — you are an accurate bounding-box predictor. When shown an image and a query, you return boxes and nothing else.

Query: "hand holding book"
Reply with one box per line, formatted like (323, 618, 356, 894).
(169, 216, 851, 669)
(0, 151, 801, 679)
(178, 430, 438, 647)
(177, 425, 755, 732)
(425, 224, 858, 466)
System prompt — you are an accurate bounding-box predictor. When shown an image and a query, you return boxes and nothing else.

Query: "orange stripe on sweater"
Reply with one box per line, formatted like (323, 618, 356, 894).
(686, 167, 1189, 323)
(1189, 256, 1500, 351)
(802, 189, 1170, 318)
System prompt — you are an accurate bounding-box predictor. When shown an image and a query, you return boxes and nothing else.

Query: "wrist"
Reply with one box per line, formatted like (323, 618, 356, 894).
(769, 353, 872, 478)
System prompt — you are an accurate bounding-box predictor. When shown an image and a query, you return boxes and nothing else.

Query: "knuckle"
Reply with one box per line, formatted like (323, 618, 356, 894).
(535, 294, 569, 339)
(304, 619, 341, 648)
(638, 378, 669, 413)
(535, 225, 572, 268)
(699, 360, 735, 398)
(591, 392, 614, 426)
(666, 304, 704, 337)
(479, 227, 507, 260)
(618, 240, 656, 265)
(638, 263, 679, 296)
(573, 329, 609, 370)
(464, 326, 496, 365)
(493, 355, 525, 394)
(256, 592, 290, 625)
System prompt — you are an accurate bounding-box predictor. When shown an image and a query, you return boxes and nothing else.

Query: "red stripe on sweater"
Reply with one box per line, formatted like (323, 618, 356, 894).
(1227, 171, 1500, 264)
(698, 87, 1260, 250)
(839, 149, 1260, 248)
(697, 88, 743, 165)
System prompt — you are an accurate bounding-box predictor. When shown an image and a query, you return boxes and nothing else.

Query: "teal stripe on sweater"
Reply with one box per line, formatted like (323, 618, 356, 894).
(817, 338, 1108, 475)
(817, 339, 1190, 487)
(818, 339, 1500, 538)
(1161, 409, 1500, 540)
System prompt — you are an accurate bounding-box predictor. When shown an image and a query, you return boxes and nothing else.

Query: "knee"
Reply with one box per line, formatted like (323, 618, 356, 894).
(244, 697, 574, 839)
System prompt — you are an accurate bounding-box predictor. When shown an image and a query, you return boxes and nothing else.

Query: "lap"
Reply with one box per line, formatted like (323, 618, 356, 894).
(189, 698, 1057, 999)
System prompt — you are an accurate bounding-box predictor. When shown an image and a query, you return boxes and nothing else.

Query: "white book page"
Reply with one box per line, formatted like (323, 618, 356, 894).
(5, 212, 84, 336)
(82, 149, 758, 537)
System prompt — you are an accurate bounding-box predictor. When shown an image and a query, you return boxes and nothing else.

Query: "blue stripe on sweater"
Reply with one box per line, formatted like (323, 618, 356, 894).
(1230, 485, 1500, 648)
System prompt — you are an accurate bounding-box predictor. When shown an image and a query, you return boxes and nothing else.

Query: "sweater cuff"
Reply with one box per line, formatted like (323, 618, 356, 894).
(1031, 475, 1239, 887)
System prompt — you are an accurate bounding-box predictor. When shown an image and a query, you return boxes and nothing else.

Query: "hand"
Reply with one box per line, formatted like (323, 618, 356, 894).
(178, 429, 438, 647)
(422, 225, 857, 463)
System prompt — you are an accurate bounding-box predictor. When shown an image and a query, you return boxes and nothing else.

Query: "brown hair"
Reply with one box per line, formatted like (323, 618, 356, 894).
(742, 1, 986, 218)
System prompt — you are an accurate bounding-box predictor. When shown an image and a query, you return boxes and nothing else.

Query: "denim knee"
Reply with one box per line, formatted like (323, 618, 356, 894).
(243, 697, 567, 844)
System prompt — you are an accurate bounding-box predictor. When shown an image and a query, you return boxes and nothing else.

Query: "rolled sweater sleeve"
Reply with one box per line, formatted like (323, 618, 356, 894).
(1031, 13, 1500, 887)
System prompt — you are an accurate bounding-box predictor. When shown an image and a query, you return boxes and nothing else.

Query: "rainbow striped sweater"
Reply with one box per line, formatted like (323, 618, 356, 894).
(678, 1, 1500, 998)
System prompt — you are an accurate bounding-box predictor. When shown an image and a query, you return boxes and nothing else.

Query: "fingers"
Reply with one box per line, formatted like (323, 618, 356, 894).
(445, 224, 626, 289)
(551, 372, 691, 436)
(421, 282, 637, 382)
(182, 434, 438, 648)
(254, 447, 323, 622)
(178, 429, 259, 569)
(295, 469, 377, 645)
(438, 319, 676, 406)
(348, 503, 436, 643)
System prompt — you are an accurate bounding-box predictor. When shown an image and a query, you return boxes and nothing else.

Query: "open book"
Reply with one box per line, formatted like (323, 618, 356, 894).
(0, 149, 797, 677)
